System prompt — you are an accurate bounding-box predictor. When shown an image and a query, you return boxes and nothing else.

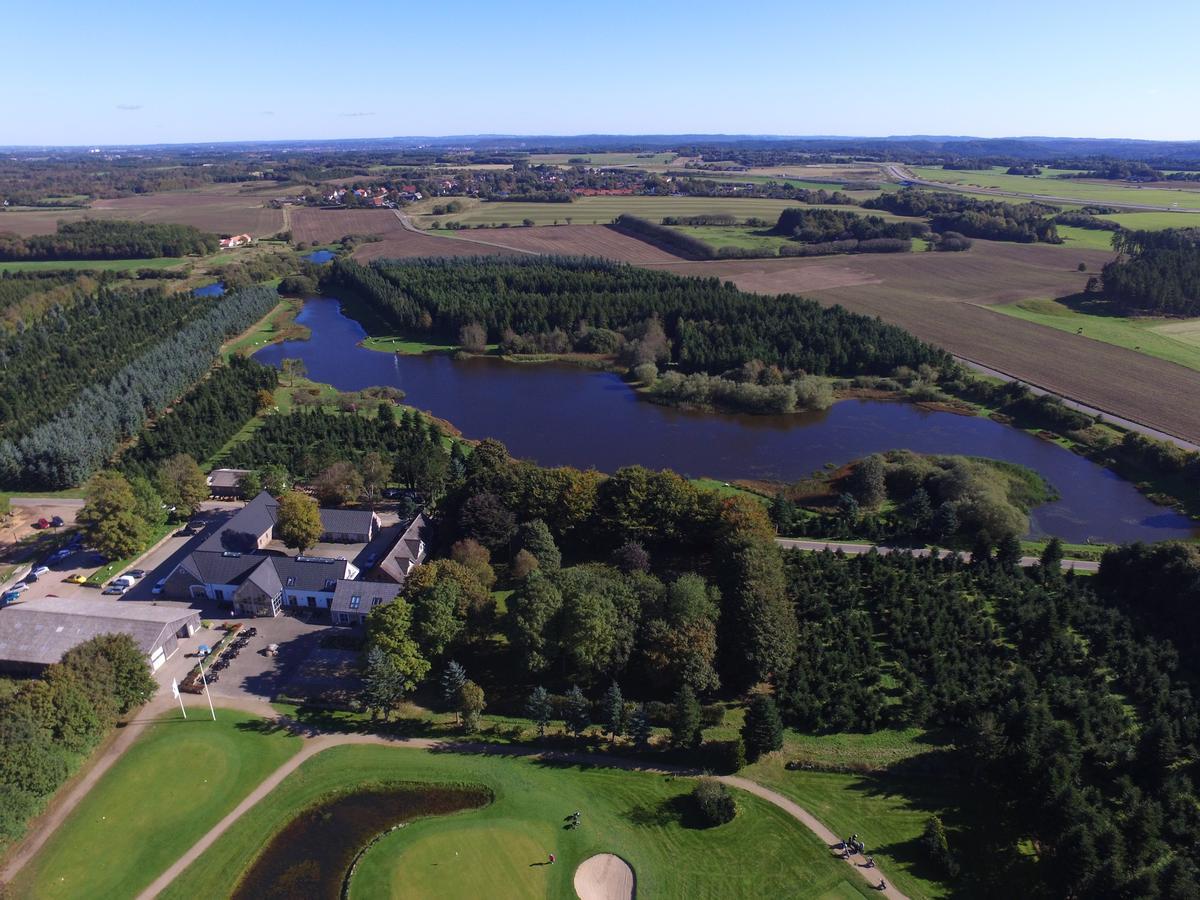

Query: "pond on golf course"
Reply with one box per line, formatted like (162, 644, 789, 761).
(231, 784, 489, 900)
(253, 297, 1199, 545)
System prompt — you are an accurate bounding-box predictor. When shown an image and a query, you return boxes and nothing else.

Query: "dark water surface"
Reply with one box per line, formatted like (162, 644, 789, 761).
(193, 281, 224, 297)
(303, 249, 335, 263)
(255, 298, 1197, 544)
(231, 785, 488, 900)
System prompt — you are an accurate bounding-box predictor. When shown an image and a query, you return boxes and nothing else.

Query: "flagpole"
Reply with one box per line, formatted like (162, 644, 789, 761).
(172, 678, 187, 719)
(197, 657, 216, 721)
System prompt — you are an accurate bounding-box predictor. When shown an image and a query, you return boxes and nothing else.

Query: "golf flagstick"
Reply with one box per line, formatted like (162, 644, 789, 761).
(171, 677, 187, 719)
(197, 657, 216, 721)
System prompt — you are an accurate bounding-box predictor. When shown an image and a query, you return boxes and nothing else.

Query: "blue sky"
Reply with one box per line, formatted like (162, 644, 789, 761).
(4, 0, 1197, 145)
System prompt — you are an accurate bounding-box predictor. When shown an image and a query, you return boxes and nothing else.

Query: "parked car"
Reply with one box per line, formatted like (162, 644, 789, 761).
(31, 566, 49, 578)
(1, 590, 20, 606)
(49, 549, 70, 563)
(50, 516, 64, 527)
(33, 518, 50, 529)
(65, 574, 88, 584)
(102, 585, 128, 596)
(111, 575, 136, 588)
(123, 569, 147, 580)
(9, 582, 29, 593)
(152, 578, 167, 595)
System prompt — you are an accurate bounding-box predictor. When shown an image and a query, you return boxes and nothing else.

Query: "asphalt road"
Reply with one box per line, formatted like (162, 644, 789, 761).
(776, 537, 1100, 572)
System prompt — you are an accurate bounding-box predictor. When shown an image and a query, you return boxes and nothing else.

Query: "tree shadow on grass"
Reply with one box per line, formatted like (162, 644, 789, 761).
(624, 794, 707, 830)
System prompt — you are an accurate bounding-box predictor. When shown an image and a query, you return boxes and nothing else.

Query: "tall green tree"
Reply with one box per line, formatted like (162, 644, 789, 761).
(156, 454, 209, 517)
(275, 490, 323, 552)
(77, 471, 149, 559)
(563, 685, 591, 737)
(362, 645, 405, 721)
(365, 598, 431, 692)
(670, 685, 703, 750)
(601, 681, 625, 742)
(741, 693, 784, 762)
(525, 685, 554, 737)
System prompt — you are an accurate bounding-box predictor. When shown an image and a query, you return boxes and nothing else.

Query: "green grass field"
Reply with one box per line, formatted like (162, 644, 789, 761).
(0, 256, 187, 273)
(993, 298, 1200, 372)
(907, 165, 1200, 211)
(417, 196, 808, 228)
(1096, 210, 1200, 230)
(1054, 225, 1118, 252)
(528, 152, 677, 167)
(746, 761, 960, 900)
(161, 744, 874, 900)
(6, 709, 301, 900)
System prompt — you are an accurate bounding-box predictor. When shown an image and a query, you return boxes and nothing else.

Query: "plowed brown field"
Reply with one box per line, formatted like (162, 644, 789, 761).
(436, 224, 685, 263)
(0, 184, 287, 236)
(645, 242, 1200, 443)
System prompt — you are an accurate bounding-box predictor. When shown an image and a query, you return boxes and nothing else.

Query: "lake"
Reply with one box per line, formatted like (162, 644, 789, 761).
(193, 281, 224, 297)
(304, 249, 335, 263)
(254, 297, 1198, 544)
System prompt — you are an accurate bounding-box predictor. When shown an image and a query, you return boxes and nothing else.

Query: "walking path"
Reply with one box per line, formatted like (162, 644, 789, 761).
(132, 706, 910, 900)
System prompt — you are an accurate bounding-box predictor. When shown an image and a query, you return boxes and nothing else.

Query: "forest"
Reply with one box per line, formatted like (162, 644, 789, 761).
(1102, 228, 1200, 315)
(358, 436, 1200, 898)
(325, 256, 952, 377)
(864, 189, 1062, 243)
(770, 207, 924, 255)
(611, 214, 716, 259)
(118, 355, 278, 481)
(0, 285, 279, 489)
(0, 220, 219, 260)
(0, 635, 156, 847)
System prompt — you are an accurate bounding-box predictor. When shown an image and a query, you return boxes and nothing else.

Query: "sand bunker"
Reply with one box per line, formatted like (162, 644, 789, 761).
(573, 853, 635, 900)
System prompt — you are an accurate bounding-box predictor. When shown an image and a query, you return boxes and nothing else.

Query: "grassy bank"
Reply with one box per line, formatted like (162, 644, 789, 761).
(6, 708, 300, 900)
(161, 743, 874, 900)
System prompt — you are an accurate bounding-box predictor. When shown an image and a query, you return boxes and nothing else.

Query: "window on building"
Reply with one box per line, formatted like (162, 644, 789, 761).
(349, 595, 361, 610)
(324, 578, 337, 591)
(371, 596, 383, 607)
(286, 576, 296, 587)
(338, 613, 349, 624)
(307, 596, 316, 608)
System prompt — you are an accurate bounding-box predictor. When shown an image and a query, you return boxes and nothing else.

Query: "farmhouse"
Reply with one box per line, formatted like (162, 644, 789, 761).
(219, 233, 253, 249)
(164, 491, 421, 621)
(0, 597, 200, 675)
(370, 512, 430, 584)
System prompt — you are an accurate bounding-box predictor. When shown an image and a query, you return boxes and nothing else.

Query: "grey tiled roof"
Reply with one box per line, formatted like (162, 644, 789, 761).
(199, 491, 279, 553)
(376, 513, 430, 584)
(184, 551, 269, 586)
(0, 598, 199, 667)
(273, 556, 352, 593)
(318, 507, 378, 537)
(330, 580, 403, 615)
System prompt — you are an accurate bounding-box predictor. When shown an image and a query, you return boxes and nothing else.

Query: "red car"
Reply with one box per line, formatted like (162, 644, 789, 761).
(33, 518, 50, 529)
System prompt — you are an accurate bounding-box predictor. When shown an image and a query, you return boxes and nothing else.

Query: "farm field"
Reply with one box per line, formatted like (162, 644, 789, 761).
(643, 239, 1200, 443)
(993, 298, 1200, 373)
(415, 195, 808, 228)
(439, 223, 687, 263)
(161, 743, 874, 900)
(0, 183, 288, 237)
(529, 151, 678, 167)
(1054, 225, 1118, 252)
(5, 708, 301, 900)
(1096, 210, 1200, 230)
(906, 165, 1200, 210)
(0, 256, 187, 272)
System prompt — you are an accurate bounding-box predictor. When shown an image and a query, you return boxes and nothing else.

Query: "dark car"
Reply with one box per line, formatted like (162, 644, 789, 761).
(50, 515, 65, 527)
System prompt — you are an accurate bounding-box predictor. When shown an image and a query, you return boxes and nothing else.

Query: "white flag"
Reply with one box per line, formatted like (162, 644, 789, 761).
(171, 678, 180, 700)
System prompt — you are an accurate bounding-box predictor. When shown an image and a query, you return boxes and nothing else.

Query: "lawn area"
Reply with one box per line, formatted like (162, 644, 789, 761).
(907, 165, 1200, 210)
(673, 224, 794, 255)
(528, 152, 677, 167)
(416, 196, 806, 228)
(992, 297, 1200, 372)
(161, 743, 874, 900)
(0, 256, 188, 273)
(745, 759, 959, 900)
(361, 334, 466, 354)
(6, 708, 301, 900)
(222, 297, 308, 359)
(1054, 225, 1117, 252)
